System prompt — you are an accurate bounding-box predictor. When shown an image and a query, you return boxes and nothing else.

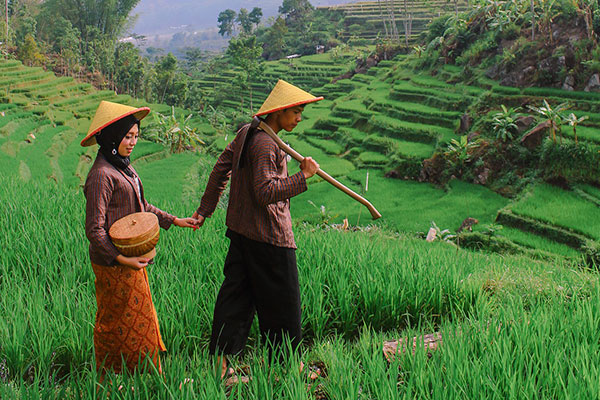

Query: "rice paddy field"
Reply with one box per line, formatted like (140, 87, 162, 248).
(1, 49, 600, 398)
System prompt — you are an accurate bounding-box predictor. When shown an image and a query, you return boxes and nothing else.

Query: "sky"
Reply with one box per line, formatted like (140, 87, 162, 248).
(130, 0, 348, 35)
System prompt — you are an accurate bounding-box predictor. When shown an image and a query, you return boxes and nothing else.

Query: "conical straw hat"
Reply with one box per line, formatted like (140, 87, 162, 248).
(80, 100, 150, 147)
(254, 79, 323, 117)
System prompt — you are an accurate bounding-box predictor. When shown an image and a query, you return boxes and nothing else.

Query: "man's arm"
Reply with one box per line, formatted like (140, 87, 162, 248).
(250, 134, 318, 206)
(195, 140, 234, 219)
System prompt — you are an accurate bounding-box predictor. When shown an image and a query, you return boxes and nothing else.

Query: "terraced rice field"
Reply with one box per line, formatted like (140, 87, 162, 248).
(1, 50, 599, 264)
(318, 0, 469, 43)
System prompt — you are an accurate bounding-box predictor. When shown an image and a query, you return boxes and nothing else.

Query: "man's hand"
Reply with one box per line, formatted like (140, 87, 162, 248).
(173, 217, 198, 228)
(300, 157, 319, 179)
(116, 255, 150, 270)
(191, 211, 206, 229)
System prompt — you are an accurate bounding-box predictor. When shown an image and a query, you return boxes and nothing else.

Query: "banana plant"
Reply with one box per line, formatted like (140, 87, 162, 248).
(528, 99, 569, 143)
(562, 112, 588, 145)
(149, 106, 205, 153)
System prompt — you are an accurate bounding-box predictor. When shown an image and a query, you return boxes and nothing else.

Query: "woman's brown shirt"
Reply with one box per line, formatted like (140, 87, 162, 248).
(84, 152, 175, 266)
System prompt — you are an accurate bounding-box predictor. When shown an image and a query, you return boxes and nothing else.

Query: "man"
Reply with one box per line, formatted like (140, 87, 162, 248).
(193, 79, 323, 378)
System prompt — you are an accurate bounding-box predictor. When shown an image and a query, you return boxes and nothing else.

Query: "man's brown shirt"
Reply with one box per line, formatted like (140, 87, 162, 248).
(197, 124, 307, 248)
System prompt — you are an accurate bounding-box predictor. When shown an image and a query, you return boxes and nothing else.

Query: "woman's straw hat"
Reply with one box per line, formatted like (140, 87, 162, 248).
(80, 101, 150, 147)
(254, 79, 323, 117)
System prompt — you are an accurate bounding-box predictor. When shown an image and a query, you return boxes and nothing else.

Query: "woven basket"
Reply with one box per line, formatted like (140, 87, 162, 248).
(109, 212, 159, 259)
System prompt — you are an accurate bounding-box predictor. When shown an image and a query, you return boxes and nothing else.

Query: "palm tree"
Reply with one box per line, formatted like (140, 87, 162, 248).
(562, 113, 588, 145)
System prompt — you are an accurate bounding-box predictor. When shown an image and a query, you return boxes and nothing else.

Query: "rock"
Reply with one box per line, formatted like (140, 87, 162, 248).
(485, 64, 500, 80)
(385, 170, 400, 179)
(383, 332, 443, 361)
(459, 113, 472, 133)
(467, 131, 480, 142)
(521, 120, 551, 149)
(365, 56, 378, 68)
(584, 74, 600, 92)
(457, 217, 479, 233)
(514, 116, 536, 133)
(562, 75, 575, 91)
(473, 168, 489, 185)
(538, 57, 555, 72)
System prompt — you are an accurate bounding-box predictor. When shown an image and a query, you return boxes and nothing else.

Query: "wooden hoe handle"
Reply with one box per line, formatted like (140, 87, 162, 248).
(257, 118, 382, 220)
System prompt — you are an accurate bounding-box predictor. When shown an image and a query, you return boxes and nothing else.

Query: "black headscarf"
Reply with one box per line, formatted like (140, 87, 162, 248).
(96, 115, 139, 177)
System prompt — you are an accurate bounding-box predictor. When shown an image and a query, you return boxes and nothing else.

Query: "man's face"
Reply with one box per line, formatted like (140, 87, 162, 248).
(277, 106, 304, 132)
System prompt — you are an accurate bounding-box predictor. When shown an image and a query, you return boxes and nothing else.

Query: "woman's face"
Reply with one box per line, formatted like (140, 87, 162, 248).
(118, 123, 139, 157)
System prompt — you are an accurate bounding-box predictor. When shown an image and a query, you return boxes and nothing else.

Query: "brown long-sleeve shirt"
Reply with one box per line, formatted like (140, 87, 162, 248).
(196, 124, 307, 249)
(84, 152, 175, 266)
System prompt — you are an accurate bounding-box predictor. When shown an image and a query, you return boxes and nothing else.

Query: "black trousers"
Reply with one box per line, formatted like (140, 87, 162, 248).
(209, 229, 302, 356)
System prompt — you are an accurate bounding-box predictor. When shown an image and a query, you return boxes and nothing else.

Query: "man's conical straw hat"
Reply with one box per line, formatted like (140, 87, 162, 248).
(80, 100, 150, 147)
(254, 79, 323, 117)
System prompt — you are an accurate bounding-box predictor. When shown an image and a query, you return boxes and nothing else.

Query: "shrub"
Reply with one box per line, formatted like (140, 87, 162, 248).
(539, 138, 600, 183)
(582, 239, 600, 267)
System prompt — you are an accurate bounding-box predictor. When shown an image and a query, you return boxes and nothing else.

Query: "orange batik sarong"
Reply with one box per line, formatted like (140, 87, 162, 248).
(91, 263, 166, 375)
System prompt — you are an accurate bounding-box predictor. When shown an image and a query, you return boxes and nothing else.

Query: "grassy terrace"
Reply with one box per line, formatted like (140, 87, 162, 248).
(319, 0, 468, 42)
(508, 183, 600, 241)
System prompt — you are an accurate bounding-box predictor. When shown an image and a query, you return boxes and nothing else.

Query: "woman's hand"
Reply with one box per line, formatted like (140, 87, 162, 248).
(191, 212, 205, 228)
(116, 254, 150, 270)
(174, 217, 198, 228)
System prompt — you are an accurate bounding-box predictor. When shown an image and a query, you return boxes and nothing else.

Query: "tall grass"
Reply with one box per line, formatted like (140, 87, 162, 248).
(2, 174, 599, 398)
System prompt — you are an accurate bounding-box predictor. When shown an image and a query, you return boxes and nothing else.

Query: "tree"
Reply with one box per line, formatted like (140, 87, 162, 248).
(153, 53, 178, 104)
(248, 7, 263, 30)
(217, 9, 236, 37)
(183, 48, 205, 75)
(18, 33, 44, 66)
(236, 8, 252, 35)
(52, 17, 80, 75)
(40, 0, 141, 45)
(263, 16, 288, 60)
(279, 0, 314, 29)
(226, 35, 262, 112)
(114, 41, 144, 96)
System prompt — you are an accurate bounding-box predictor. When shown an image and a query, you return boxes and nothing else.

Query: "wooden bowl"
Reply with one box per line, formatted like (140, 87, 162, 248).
(109, 212, 159, 259)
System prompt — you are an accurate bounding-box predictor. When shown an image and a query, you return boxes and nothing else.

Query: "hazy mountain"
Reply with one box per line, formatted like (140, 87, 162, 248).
(129, 0, 346, 35)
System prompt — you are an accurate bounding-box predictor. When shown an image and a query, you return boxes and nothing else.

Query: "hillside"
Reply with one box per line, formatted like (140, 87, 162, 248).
(2, 3, 600, 394)
(1, 45, 599, 265)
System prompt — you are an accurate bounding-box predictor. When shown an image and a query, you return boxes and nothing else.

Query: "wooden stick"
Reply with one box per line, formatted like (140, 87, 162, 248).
(257, 118, 382, 220)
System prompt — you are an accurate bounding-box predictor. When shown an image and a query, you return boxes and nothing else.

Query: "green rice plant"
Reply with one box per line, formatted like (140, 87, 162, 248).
(368, 114, 454, 145)
(357, 150, 388, 165)
(305, 137, 344, 155)
(293, 171, 508, 233)
(523, 86, 600, 102)
(283, 134, 355, 178)
(498, 227, 582, 258)
(508, 183, 600, 240)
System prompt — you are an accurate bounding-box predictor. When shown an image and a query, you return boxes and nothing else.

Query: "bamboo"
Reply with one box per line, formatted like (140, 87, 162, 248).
(257, 118, 382, 220)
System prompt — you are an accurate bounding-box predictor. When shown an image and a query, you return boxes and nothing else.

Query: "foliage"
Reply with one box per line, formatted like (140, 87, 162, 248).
(562, 112, 589, 144)
(492, 105, 523, 142)
(17, 34, 45, 67)
(538, 138, 600, 183)
(444, 135, 481, 171)
(147, 107, 205, 153)
(429, 221, 456, 243)
(226, 34, 263, 113)
(528, 99, 570, 143)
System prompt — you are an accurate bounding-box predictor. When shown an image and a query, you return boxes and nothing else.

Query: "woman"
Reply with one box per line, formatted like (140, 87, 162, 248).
(81, 101, 196, 377)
